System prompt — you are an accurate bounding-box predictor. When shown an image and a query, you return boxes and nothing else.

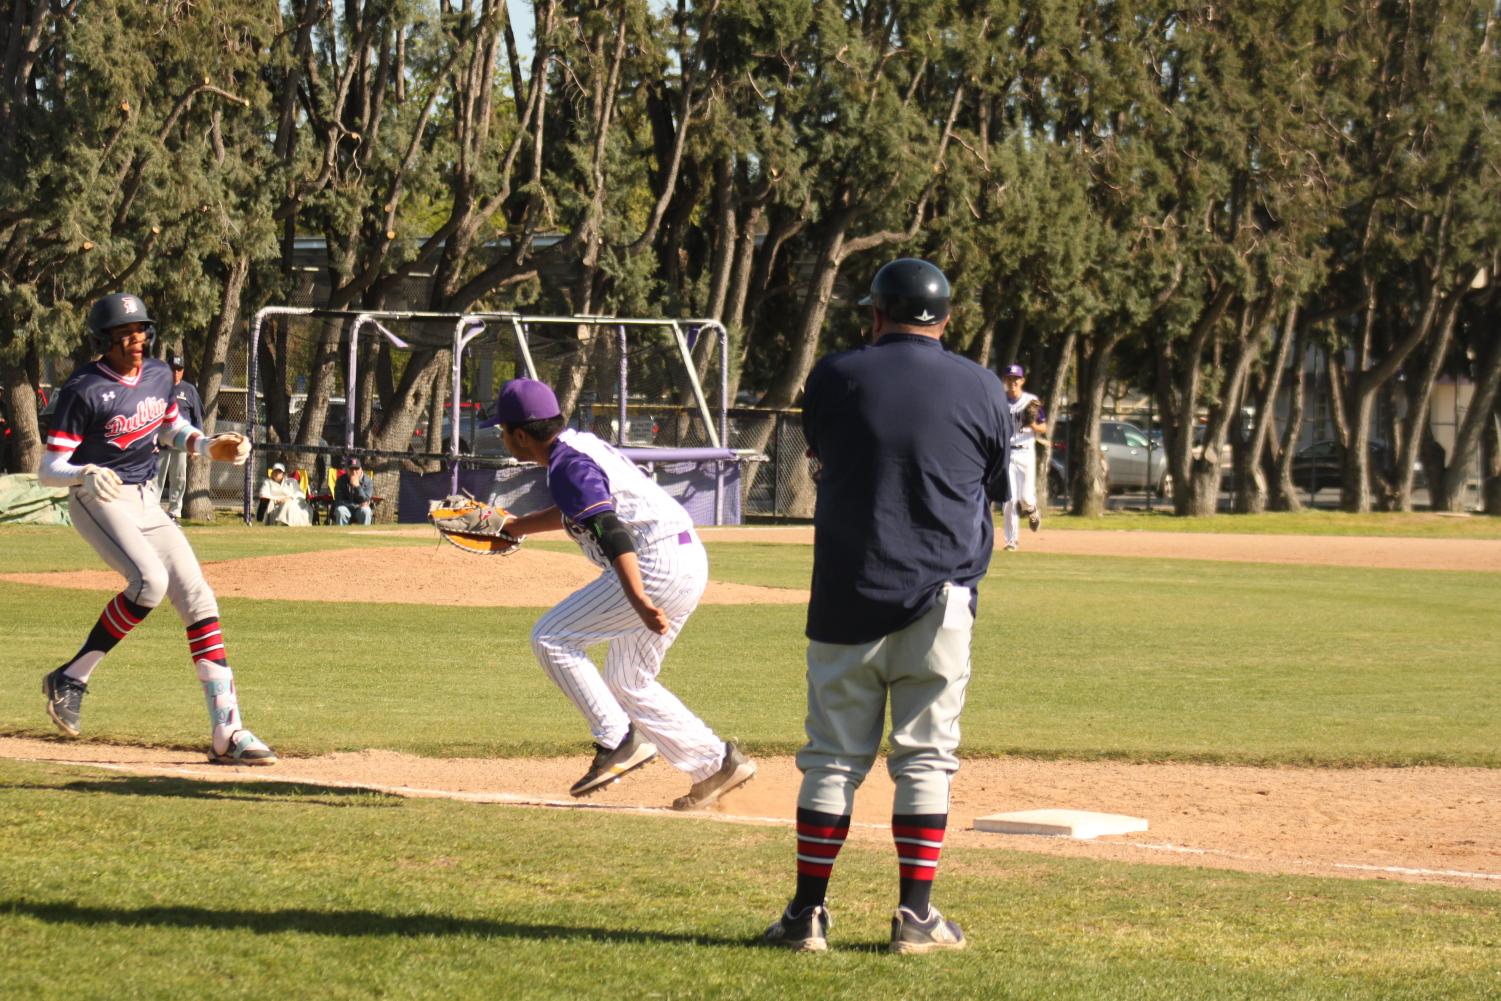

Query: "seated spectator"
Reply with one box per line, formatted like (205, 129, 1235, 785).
(334, 458, 375, 525)
(258, 462, 312, 527)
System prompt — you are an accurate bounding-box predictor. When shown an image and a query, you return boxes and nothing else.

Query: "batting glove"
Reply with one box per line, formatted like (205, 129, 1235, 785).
(79, 465, 123, 503)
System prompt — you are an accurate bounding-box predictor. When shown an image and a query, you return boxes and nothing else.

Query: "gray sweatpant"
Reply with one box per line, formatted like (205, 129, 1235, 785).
(796, 584, 974, 817)
(68, 481, 219, 625)
(154, 448, 188, 518)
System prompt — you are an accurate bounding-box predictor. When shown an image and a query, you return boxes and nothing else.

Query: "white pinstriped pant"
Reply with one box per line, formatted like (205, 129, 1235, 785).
(1002, 446, 1037, 546)
(530, 536, 725, 782)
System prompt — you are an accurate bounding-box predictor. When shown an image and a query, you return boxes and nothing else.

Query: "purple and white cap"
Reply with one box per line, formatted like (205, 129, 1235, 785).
(1002, 364, 1025, 379)
(482, 378, 562, 428)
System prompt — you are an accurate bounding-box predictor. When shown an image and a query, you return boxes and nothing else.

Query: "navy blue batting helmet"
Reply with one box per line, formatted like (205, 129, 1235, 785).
(859, 258, 951, 326)
(87, 293, 156, 352)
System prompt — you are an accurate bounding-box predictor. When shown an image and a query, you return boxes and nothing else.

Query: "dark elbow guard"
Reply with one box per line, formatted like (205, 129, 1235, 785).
(589, 511, 636, 562)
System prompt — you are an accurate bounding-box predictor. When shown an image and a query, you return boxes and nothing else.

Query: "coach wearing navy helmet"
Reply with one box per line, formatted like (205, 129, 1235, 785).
(763, 258, 1013, 954)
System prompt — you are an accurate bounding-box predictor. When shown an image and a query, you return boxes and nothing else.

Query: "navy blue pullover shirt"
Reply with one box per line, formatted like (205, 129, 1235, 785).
(802, 333, 1013, 645)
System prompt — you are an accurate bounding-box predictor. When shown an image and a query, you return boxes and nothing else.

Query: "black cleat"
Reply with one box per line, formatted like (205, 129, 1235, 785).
(42, 667, 87, 737)
(763, 903, 832, 952)
(890, 905, 967, 954)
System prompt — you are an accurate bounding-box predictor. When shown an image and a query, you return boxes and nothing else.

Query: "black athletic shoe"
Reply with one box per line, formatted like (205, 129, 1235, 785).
(42, 667, 87, 737)
(889, 905, 967, 955)
(569, 725, 657, 797)
(763, 903, 832, 952)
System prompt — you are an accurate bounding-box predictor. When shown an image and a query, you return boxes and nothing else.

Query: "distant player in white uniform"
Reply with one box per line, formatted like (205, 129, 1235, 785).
(492, 378, 756, 809)
(1000, 363, 1046, 551)
(35, 293, 275, 765)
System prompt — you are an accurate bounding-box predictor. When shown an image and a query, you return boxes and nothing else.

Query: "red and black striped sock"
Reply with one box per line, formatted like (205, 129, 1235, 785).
(894, 813, 948, 916)
(64, 593, 153, 681)
(792, 807, 850, 912)
(186, 618, 228, 665)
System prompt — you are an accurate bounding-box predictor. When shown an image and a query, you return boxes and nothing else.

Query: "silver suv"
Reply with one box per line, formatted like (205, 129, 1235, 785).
(1052, 416, 1169, 494)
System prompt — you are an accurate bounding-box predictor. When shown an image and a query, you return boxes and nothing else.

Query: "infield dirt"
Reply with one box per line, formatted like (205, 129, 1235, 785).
(3, 526, 1497, 891)
(3, 735, 1496, 891)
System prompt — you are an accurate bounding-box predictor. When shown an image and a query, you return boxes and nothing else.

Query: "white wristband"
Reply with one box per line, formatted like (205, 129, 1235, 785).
(193, 434, 213, 457)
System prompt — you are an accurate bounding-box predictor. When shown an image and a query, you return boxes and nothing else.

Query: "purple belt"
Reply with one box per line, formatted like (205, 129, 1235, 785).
(677, 530, 694, 545)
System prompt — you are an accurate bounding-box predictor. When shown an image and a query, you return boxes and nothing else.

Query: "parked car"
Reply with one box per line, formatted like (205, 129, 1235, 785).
(1051, 416, 1169, 494)
(1290, 439, 1423, 496)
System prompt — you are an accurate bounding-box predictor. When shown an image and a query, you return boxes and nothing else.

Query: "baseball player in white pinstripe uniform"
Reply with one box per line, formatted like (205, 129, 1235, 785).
(491, 378, 755, 809)
(35, 293, 275, 765)
(1000, 364, 1045, 551)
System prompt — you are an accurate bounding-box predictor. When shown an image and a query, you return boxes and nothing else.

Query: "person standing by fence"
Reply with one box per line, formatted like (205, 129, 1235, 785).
(153, 352, 202, 523)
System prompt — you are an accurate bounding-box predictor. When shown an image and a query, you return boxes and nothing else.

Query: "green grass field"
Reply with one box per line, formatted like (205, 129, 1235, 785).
(1041, 509, 1501, 538)
(2, 757, 1498, 1001)
(1, 523, 1497, 998)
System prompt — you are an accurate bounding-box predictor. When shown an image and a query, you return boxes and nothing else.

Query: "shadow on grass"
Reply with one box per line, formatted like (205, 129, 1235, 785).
(2, 898, 797, 949)
(44, 775, 403, 808)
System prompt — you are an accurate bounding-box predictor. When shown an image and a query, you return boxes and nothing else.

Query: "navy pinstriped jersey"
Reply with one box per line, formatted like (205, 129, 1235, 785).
(46, 359, 179, 484)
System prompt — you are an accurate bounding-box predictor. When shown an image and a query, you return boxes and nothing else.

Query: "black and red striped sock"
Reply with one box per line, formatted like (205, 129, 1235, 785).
(791, 807, 850, 912)
(186, 617, 228, 665)
(63, 593, 153, 682)
(894, 813, 948, 916)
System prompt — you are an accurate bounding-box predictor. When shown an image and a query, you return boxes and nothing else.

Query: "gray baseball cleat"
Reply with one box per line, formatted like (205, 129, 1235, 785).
(208, 729, 278, 766)
(42, 667, 87, 737)
(763, 903, 832, 952)
(570, 725, 657, 797)
(1028, 508, 1041, 532)
(889, 905, 967, 954)
(671, 741, 756, 810)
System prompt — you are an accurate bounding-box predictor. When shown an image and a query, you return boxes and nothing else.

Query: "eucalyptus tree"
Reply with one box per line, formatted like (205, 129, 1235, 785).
(1314, 0, 1499, 512)
(1, 0, 277, 478)
(1106, 3, 1336, 517)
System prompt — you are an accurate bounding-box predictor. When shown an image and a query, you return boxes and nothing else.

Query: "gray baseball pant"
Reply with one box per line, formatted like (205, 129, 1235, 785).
(154, 449, 188, 518)
(68, 481, 219, 624)
(796, 584, 974, 817)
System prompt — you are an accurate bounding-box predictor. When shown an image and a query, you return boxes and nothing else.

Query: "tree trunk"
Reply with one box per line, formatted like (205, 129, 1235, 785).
(1438, 312, 1501, 511)
(185, 254, 250, 520)
(1270, 341, 1305, 512)
(1071, 333, 1117, 517)
(1340, 276, 1470, 512)
(1483, 405, 1501, 515)
(1, 345, 42, 475)
(1038, 329, 1076, 510)
(1234, 307, 1297, 514)
(1393, 303, 1459, 510)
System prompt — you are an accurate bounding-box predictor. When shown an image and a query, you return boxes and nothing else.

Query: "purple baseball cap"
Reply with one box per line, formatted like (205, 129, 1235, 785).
(482, 378, 561, 428)
(1002, 363, 1026, 379)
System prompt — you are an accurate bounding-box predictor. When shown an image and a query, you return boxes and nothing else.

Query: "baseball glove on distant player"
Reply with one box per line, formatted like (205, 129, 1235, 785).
(1020, 400, 1047, 441)
(429, 495, 524, 556)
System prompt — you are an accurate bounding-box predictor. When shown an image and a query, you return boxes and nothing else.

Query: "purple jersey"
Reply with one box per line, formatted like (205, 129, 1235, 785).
(47, 359, 179, 484)
(545, 429, 694, 568)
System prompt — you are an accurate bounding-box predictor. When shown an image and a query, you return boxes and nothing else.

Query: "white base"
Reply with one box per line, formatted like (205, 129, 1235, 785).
(974, 808, 1148, 840)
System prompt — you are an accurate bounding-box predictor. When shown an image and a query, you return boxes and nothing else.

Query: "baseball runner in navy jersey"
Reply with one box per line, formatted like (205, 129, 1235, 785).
(764, 259, 1012, 954)
(153, 351, 203, 522)
(492, 379, 755, 809)
(35, 293, 274, 765)
(1000, 363, 1046, 550)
